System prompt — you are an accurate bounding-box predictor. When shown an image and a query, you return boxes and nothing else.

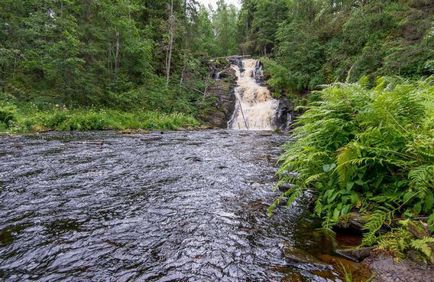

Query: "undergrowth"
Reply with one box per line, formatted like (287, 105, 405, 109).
(272, 76, 434, 260)
(0, 103, 199, 133)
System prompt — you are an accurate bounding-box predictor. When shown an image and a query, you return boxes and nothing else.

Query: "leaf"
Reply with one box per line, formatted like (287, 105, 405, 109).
(323, 163, 336, 173)
(413, 202, 422, 215)
(403, 191, 417, 203)
(350, 192, 360, 204)
(424, 191, 433, 211)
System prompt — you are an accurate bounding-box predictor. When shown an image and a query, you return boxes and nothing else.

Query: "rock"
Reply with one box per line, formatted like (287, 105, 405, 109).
(407, 220, 430, 239)
(185, 156, 202, 162)
(282, 272, 304, 282)
(200, 70, 237, 128)
(258, 132, 273, 137)
(217, 67, 235, 80)
(336, 247, 374, 262)
(278, 183, 294, 192)
(319, 254, 373, 282)
(364, 253, 434, 282)
(119, 129, 149, 135)
(274, 99, 292, 130)
(283, 245, 323, 265)
(337, 212, 366, 233)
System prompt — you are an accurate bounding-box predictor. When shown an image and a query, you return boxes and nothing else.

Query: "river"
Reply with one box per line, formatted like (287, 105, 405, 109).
(0, 130, 346, 281)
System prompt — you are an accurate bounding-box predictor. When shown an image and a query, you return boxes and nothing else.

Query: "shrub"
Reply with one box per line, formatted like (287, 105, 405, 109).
(6, 107, 200, 133)
(273, 77, 434, 247)
(0, 104, 17, 128)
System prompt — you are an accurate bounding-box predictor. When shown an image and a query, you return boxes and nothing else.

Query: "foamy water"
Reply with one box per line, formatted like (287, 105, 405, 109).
(229, 59, 279, 130)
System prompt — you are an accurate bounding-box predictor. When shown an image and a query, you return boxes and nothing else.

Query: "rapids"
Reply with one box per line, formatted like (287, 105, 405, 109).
(0, 131, 349, 281)
(228, 59, 280, 130)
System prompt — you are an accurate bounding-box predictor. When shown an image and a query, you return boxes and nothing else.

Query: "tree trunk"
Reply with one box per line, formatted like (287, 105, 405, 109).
(114, 31, 120, 78)
(166, 0, 175, 87)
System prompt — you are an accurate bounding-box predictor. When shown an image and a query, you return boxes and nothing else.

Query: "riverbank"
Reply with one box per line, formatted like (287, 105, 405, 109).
(364, 253, 434, 282)
(0, 104, 200, 133)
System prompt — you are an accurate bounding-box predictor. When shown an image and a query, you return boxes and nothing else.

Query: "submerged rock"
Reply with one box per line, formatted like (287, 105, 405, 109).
(319, 254, 373, 282)
(283, 245, 324, 265)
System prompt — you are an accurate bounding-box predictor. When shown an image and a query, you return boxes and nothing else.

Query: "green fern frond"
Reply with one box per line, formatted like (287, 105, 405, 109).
(410, 237, 434, 259)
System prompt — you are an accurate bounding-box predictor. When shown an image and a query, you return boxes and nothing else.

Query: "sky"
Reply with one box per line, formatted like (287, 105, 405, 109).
(197, 0, 241, 9)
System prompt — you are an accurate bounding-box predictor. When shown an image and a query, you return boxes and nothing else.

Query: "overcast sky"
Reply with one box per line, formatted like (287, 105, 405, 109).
(197, 0, 241, 9)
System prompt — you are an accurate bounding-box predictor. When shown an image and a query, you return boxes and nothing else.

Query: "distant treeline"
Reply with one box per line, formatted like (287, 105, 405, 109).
(237, 0, 433, 93)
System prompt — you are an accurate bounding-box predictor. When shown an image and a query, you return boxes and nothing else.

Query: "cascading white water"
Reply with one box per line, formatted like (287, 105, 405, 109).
(228, 59, 279, 130)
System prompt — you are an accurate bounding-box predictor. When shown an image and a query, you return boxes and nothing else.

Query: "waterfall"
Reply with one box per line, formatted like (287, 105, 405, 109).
(228, 59, 279, 130)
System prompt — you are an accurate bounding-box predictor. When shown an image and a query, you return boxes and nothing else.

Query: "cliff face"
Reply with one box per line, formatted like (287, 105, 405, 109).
(198, 59, 237, 128)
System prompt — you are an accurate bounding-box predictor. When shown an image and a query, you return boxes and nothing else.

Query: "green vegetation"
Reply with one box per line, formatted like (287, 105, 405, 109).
(0, 102, 198, 133)
(239, 0, 433, 94)
(240, 0, 434, 262)
(377, 220, 434, 263)
(0, 0, 239, 132)
(272, 77, 433, 260)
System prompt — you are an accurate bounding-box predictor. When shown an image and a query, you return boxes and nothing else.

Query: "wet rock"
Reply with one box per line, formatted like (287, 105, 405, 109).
(319, 254, 373, 282)
(185, 156, 202, 162)
(337, 212, 366, 233)
(258, 132, 273, 137)
(200, 68, 237, 128)
(278, 183, 294, 192)
(217, 67, 235, 80)
(282, 271, 305, 282)
(275, 99, 292, 130)
(364, 253, 434, 282)
(336, 247, 374, 262)
(119, 129, 150, 135)
(141, 136, 163, 142)
(283, 245, 323, 265)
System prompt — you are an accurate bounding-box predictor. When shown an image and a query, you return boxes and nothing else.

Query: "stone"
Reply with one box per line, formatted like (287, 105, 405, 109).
(319, 254, 373, 282)
(283, 245, 323, 265)
(336, 247, 374, 262)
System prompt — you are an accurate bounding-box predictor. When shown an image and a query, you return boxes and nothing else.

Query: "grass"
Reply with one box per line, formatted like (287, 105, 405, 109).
(0, 103, 200, 133)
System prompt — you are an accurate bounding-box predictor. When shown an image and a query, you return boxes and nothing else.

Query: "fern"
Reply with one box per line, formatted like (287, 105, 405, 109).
(411, 237, 434, 259)
(363, 209, 394, 246)
(275, 78, 434, 253)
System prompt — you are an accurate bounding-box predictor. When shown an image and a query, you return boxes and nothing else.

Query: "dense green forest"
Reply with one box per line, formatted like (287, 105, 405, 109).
(0, 0, 238, 131)
(1, 0, 432, 130)
(239, 0, 433, 94)
(1, 0, 433, 263)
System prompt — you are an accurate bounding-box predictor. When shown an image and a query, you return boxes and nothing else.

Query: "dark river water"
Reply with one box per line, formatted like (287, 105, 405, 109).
(0, 131, 345, 281)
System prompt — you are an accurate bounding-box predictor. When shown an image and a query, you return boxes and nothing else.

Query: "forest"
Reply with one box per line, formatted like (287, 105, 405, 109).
(0, 0, 433, 277)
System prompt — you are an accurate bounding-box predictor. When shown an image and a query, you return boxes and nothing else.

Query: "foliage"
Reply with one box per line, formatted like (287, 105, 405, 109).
(274, 77, 434, 245)
(0, 0, 239, 118)
(377, 220, 434, 263)
(0, 103, 16, 128)
(260, 57, 292, 97)
(238, 0, 434, 92)
(212, 0, 239, 57)
(1, 103, 199, 133)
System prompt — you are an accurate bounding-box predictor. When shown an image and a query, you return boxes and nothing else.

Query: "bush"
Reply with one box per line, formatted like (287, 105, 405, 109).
(2, 107, 200, 133)
(273, 77, 434, 247)
(0, 104, 17, 128)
